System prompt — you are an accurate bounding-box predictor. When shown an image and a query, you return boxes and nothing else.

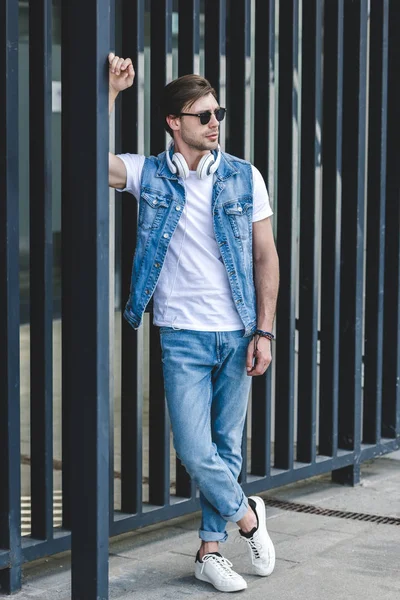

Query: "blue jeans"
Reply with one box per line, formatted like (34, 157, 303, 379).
(159, 327, 252, 543)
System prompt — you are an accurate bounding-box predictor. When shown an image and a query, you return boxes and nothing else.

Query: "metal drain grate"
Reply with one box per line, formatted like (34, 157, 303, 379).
(265, 498, 400, 526)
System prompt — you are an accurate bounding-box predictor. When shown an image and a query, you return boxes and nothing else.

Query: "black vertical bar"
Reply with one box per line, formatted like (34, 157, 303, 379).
(225, 0, 250, 158)
(382, 0, 400, 439)
(204, 0, 226, 98)
(62, 0, 110, 597)
(0, 0, 22, 593)
(251, 371, 272, 477)
(120, 322, 143, 514)
(150, 0, 173, 155)
(175, 461, 196, 498)
(29, 0, 54, 542)
(297, 0, 322, 464)
(148, 0, 172, 506)
(178, 0, 200, 76)
(61, 9, 72, 531)
(333, 0, 368, 486)
(253, 0, 274, 184)
(239, 417, 248, 484)
(109, 0, 116, 529)
(251, 0, 274, 477)
(120, 0, 145, 516)
(363, 0, 389, 444)
(274, 0, 298, 471)
(319, 0, 343, 458)
(149, 327, 170, 506)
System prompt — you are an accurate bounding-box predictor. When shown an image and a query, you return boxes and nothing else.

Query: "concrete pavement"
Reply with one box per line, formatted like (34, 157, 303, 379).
(7, 450, 400, 600)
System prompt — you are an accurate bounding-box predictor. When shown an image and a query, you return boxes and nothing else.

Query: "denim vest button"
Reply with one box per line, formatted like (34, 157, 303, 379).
(154, 262, 160, 268)
(176, 205, 182, 211)
(145, 289, 150, 294)
(152, 199, 157, 204)
(163, 233, 169, 239)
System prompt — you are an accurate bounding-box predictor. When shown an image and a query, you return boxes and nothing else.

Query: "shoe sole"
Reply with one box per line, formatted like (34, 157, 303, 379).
(249, 496, 276, 577)
(195, 570, 247, 592)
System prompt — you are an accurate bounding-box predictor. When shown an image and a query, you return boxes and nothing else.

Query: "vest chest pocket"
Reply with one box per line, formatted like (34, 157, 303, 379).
(223, 198, 252, 240)
(139, 192, 171, 230)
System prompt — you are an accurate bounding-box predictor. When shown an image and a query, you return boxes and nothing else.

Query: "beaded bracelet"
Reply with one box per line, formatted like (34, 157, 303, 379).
(254, 328, 275, 341)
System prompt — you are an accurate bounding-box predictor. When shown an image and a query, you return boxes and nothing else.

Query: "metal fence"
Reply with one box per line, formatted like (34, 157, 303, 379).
(1, 0, 399, 598)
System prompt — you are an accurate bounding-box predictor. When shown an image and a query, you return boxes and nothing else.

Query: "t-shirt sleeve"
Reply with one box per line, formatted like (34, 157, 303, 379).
(115, 153, 146, 200)
(251, 165, 273, 222)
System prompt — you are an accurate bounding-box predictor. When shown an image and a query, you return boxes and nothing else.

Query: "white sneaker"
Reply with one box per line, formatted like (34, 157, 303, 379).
(240, 496, 276, 576)
(195, 552, 247, 592)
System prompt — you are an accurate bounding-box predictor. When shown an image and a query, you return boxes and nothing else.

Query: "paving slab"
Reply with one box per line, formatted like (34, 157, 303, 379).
(267, 510, 377, 536)
(270, 454, 400, 517)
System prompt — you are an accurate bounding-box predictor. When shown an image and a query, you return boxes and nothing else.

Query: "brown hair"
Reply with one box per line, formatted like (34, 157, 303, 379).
(160, 74, 217, 136)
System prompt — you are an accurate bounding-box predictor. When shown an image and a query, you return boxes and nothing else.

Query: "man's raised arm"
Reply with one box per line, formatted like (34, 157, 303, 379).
(108, 52, 135, 189)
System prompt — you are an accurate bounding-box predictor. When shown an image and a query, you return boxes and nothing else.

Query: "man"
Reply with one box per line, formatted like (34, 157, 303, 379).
(108, 52, 279, 593)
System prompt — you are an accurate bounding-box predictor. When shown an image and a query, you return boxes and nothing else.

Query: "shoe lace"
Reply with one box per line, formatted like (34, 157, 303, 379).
(201, 554, 236, 578)
(238, 533, 264, 563)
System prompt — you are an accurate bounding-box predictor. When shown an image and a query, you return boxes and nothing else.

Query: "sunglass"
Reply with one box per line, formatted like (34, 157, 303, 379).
(179, 107, 226, 125)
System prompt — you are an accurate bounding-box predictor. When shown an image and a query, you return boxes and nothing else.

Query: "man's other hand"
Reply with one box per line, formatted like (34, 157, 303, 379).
(246, 335, 272, 377)
(108, 53, 135, 93)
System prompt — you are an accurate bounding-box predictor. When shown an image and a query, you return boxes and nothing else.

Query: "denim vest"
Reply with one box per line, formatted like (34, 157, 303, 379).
(123, 150, 257, 336)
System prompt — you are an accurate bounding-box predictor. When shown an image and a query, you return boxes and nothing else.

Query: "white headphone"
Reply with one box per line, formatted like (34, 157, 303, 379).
(165, 140, 221, 180)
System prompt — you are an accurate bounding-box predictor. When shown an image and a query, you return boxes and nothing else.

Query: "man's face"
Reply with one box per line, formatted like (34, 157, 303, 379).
(177, 93, 220, 152)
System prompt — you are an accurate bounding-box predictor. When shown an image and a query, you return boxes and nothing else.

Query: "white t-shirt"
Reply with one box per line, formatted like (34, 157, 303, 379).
(117, 153, 273, 331)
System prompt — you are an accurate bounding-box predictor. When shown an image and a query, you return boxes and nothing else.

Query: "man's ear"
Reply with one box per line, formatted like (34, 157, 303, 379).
(166, 114, 180, 132)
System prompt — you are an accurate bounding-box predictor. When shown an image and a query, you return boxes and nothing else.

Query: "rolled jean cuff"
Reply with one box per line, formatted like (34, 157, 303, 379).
(223, 494, 249, 524)
(199, 529, 228, 543)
